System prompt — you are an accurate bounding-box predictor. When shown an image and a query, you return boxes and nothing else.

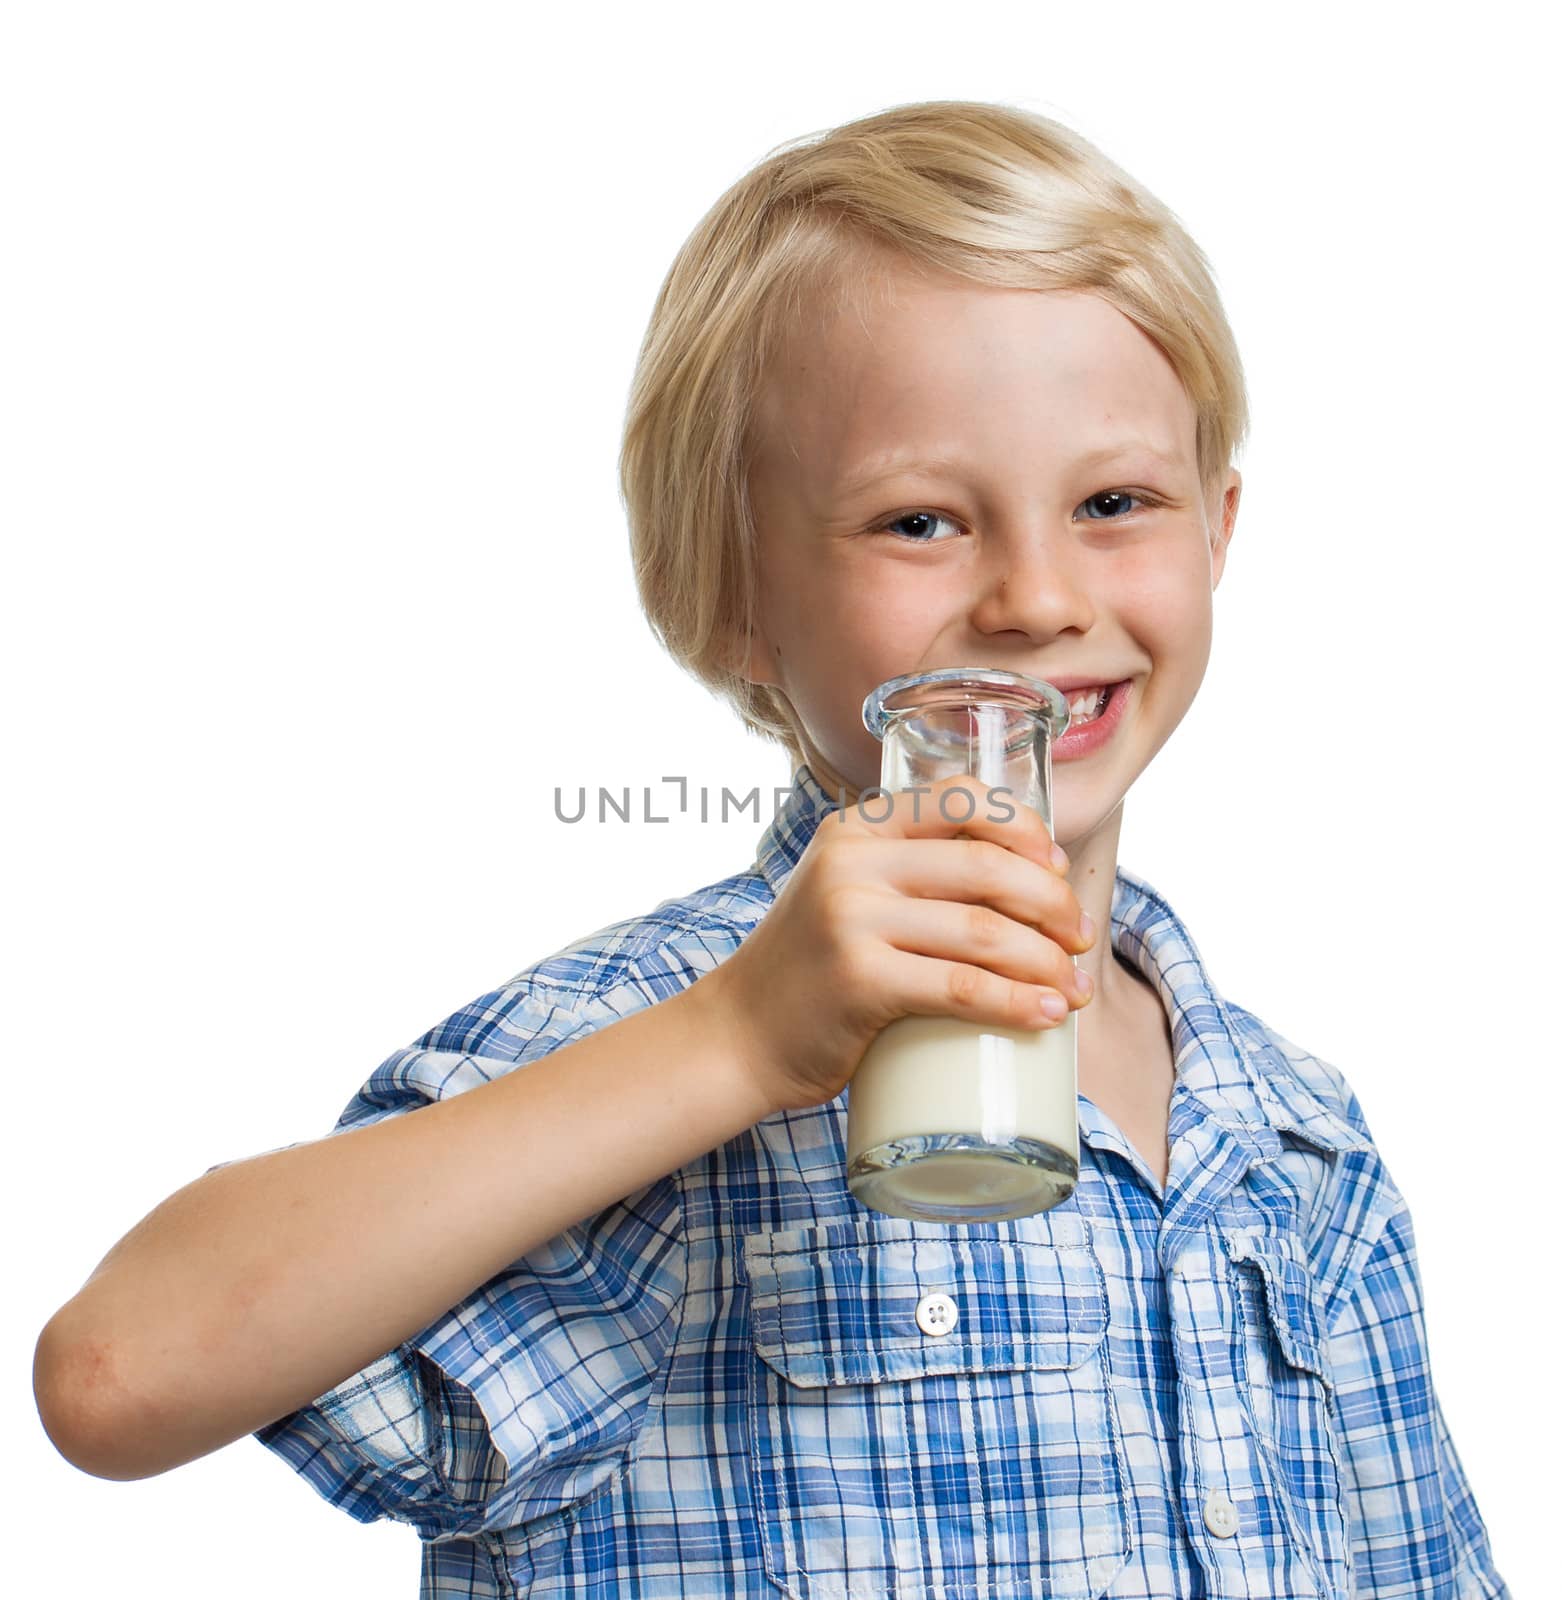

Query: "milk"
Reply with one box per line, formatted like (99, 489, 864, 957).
(845, 1011, 1080, 1221)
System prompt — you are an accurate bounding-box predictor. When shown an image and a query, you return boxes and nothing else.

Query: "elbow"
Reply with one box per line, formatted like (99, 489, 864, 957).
(33, 1305, 160, 1482)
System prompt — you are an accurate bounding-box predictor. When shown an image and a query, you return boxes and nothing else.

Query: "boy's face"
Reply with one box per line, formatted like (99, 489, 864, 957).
(738, 253, 1241, 851)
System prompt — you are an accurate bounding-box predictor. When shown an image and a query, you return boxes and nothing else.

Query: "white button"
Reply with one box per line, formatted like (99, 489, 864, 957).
(915, 1291, 959, 1337)
(1203, 1489, 1239, 1538)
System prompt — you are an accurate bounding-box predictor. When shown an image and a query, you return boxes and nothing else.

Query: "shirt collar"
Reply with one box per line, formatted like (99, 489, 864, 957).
(754, 763, 1368, 1159)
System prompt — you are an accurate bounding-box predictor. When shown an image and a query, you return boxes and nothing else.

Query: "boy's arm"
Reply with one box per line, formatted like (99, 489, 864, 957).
(1325, 1201, 1509, 1598)
(33, 966, 775, 1486)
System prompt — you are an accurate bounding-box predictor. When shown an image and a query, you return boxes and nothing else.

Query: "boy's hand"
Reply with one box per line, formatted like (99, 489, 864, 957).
(703, 772, 1096, 1115)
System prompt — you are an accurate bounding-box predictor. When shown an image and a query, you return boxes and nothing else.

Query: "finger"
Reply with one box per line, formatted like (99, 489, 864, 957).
(873, 945, 1073, 1031)
(845, 772, 1064, 875)
(867, 892, 1089, 1006)
(871, 836, 1092, 956)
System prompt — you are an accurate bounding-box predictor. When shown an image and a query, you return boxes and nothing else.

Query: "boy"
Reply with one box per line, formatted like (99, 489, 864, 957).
(35, 101, 1507, 1598)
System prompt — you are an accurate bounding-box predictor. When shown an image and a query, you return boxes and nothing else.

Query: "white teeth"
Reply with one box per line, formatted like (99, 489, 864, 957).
(1067, 686, 1111, 723)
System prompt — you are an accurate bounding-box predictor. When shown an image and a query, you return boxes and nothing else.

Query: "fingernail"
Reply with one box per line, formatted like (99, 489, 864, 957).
(1078, 911, 1095, 944)
(1049, 843, 1069, 872)
(1039, 991, 1068, 1019)
(1074, 967, 1094, 1000)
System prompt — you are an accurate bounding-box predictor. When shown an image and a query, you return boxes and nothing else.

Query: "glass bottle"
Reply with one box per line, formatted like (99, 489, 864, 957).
(845, 666, 1079, 1223)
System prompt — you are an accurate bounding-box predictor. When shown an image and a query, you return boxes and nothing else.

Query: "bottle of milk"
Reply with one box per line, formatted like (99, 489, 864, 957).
(846, 667, 1078, 1224)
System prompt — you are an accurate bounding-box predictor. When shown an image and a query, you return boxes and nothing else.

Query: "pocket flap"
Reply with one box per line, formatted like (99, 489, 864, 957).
(743, 1212, 1107, 1388)
(1222, 1227, 1331, 1385)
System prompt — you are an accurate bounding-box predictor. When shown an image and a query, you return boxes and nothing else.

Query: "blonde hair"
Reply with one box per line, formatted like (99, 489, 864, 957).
(619, 100, 1250, 764)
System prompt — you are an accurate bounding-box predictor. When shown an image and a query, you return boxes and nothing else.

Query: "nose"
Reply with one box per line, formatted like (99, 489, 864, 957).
(969, 536, 1095, 641)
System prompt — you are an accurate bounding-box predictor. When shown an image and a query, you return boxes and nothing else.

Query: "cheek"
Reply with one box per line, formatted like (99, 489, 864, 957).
(1119, 542, 1214, 633)
(1133, 574, 1215, 701)
(764, 548, 917, 657)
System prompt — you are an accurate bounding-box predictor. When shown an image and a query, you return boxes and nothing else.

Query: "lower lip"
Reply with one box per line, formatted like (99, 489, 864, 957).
(1052, 679, 1132, 761)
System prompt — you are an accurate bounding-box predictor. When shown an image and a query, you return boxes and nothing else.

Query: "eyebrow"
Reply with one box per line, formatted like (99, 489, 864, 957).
(835, 440, 1186, 497)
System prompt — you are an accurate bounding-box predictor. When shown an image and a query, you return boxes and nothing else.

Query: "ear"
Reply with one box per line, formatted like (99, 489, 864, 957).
(1210, 468, 1242, 590)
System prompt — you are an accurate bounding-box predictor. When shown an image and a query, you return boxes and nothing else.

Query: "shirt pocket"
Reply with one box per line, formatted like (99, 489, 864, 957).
(742, 1211, 1130, 1600)
(1224, 1228, 1351, 1598)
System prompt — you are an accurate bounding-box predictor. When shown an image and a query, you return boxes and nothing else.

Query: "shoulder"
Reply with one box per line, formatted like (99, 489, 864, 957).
(1222, 1000, 1376, 1145)
(1221, 999, 1410, 1310)
(326, 866, 772, 1137)
(515, 862, 769, 1008)
(413, 865, 771, 1060)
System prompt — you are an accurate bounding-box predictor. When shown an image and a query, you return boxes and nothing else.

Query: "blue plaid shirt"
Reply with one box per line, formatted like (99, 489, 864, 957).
(254, 763, 1508, 1599)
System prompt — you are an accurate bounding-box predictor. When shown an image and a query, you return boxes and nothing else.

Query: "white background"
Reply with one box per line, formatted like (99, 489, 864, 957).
(6, 2, 1554, 1594)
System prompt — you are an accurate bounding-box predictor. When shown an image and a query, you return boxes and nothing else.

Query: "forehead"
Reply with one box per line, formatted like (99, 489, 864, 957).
(750, 254, 1196, 485)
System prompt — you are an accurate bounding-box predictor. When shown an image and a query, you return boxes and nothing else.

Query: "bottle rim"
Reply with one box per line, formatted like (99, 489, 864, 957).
(861, 666, 1071, 740)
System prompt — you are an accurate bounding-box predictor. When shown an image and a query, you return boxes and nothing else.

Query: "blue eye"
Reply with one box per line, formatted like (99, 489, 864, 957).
(1078, 491, 1143, 520)
(878, 493, 1155, 540)
(880, 510, 963, 543)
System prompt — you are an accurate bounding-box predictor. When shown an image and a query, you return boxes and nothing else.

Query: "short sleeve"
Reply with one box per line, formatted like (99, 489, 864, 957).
(1326, 1202, 1509, 1597)
(249, 974, 689, 1543)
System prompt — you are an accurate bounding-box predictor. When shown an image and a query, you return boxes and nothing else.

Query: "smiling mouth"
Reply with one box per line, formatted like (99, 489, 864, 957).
(1063, 684, 1114, 725)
